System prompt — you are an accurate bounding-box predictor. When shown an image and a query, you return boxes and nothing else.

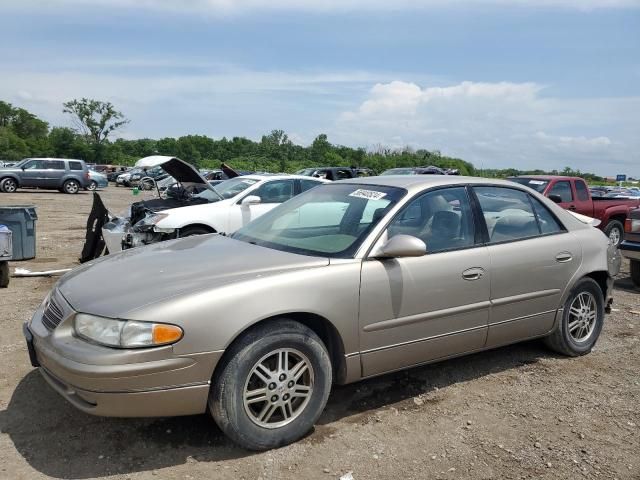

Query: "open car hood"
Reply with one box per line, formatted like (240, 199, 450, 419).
(135, 156, 218, 194)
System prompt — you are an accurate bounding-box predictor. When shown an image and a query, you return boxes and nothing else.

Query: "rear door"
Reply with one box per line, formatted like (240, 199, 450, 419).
(472, 186, 582, 347)
(42, 160, 65, 188)
(572, 180, 593, 216)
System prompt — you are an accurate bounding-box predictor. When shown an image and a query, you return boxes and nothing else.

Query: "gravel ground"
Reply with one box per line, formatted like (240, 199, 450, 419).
(0, 186, 639, 480)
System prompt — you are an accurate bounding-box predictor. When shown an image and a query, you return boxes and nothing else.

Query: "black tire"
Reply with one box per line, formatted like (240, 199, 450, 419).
(603, 220, 624, 248)
(63, 179, 80, 194)
(631, 260, 640, 288)
(209, 320, 332, 451)
(0, 262, 9, 288)
(1, 178, 18, 193)
(179, 226, 213, 237)
(544, 277, 604, 357)
(86, 181, 97, 191)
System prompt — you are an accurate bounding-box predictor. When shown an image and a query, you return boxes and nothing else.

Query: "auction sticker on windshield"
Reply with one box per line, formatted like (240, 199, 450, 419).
(349, 189, 387, 201)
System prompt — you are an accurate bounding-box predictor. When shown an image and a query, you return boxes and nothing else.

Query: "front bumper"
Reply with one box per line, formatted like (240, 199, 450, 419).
(620, 240, 640, 261)
(24, 292, 223, 417)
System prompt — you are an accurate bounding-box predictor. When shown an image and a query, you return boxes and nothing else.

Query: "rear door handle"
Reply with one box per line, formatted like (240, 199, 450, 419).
(568, 205, 577, 211)
(555, 252, 573, 263)
(462, 267, 485, 281)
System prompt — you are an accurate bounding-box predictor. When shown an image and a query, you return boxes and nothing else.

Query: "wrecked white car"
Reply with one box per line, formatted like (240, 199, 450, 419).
(102, 156, 328, 253)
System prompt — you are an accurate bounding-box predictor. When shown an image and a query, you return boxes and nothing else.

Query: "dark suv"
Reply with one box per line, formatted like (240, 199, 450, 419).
(0, 158, 91, 194)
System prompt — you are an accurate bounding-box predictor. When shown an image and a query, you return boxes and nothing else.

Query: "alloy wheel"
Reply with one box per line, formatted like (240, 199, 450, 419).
(243, 348, 314, 429)
(568, 292, 597, 343)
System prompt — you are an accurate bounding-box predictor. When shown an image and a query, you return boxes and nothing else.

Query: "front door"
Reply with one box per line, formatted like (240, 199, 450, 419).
(359, 186, 490, 377)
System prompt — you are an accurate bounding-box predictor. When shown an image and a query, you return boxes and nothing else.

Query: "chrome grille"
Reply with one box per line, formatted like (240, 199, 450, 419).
(42, 296, 64, 330)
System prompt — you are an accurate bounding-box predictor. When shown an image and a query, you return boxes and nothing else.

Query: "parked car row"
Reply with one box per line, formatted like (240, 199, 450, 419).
(25, 171, 621, 452)
(620, 206, 640, 287)
(508, 176, 640, 247)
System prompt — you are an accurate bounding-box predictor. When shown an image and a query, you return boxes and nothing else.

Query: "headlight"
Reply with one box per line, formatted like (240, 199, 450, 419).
(74, 314, 183, 348)
(138, 213, 169, 227)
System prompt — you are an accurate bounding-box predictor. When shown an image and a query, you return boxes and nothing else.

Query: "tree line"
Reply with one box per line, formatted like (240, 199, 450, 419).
(0, 98, 609, 182)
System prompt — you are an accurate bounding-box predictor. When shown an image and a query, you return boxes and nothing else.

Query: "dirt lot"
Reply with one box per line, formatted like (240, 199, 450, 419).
(0, 186, 639, 480)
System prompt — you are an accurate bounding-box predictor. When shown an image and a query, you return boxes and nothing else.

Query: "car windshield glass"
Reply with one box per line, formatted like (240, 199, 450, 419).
(209, 177, 259, 199)
(232, 183, 406, 258)
(508, 178, 549, 193)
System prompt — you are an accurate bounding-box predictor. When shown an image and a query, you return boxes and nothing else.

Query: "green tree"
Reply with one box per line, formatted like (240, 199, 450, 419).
(63, 98, 129, 163)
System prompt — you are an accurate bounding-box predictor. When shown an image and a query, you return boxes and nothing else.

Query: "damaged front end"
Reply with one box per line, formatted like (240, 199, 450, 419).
(88, 156, 222, 257)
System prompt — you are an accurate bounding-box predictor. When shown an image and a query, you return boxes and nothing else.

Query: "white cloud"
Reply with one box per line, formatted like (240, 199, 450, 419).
(334, 80, 640, 175)
(7, 0, 640, 14)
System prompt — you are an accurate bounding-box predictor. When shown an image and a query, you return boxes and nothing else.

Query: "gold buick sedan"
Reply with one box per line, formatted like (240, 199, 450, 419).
(24, 176, 618, 450)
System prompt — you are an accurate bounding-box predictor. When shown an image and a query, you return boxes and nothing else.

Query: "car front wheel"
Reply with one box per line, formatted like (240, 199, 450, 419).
(604, 220, 624, 247)
(63, 179, 80, 194)
(544, 277, 604, 356)
(209, 320, 332, 450)
(0, 178, 18, 193)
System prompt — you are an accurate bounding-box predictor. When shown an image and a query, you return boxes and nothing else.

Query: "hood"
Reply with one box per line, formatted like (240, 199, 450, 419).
(58, 234, 328, 318)
(135, 156, 218, 195)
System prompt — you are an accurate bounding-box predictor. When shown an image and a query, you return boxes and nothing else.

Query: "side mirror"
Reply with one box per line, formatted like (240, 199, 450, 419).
(241, 195, 261, 206)
(548, 194, 562, 204)
(371, 234, 427, 258)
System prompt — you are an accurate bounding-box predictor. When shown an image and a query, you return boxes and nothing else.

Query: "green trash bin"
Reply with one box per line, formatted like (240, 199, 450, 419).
(0, 205, 38, 260)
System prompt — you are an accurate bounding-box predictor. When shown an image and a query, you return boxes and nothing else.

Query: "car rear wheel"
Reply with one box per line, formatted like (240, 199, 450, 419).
(631, 260, 640, 287)
(604, 220, 623, 247)
(86, 181, 98, 191)
(63, 179, 80, 194)
(544, 277, 604, 356)
(1, 178, 18, 193)
(209, 320, 332, 450)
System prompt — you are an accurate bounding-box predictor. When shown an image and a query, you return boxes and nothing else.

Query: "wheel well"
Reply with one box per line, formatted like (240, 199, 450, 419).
(216, 313, 348, 385)
(585, 271, 609, 299)
(179, 223, 216, 234)
(0, 176, 19, 186)
(606, 214, 626, 227)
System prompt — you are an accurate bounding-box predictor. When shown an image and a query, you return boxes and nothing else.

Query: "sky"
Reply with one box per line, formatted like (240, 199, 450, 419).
(1, 0, 639, 176)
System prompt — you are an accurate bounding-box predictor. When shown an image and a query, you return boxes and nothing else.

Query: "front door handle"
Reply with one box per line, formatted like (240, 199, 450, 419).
(462, 267, 485, 281)
(568, 205, 577, 211)
(555, 252, 573, 263)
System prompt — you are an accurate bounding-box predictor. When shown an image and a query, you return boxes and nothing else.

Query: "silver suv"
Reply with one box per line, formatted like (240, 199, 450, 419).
(0, 158, 91, 194)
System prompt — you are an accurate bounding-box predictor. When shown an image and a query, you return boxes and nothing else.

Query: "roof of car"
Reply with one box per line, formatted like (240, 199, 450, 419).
(334, 175, 525, 193)
(243, 174, 331, 182)
(512, 175, 583, 181)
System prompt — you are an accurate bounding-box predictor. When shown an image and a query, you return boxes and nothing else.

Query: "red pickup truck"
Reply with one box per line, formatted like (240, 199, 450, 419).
(509, 176, 640, 246)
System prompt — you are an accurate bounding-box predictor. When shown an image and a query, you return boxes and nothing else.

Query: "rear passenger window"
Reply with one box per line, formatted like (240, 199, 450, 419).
(530, 197, 565, 234)
(548, 181, 573, 202)
(44, 160, 65, 170)
(474, 187, 539, 243)
(69, 161, 83, 171)
(575, 181, 589, 201)
(300, 179, 323, 192)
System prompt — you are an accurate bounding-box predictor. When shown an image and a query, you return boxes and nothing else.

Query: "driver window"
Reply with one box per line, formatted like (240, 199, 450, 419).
(387, 187, 476, 253)
(23, 160, 44, 170)
(253, 180, 294, 204)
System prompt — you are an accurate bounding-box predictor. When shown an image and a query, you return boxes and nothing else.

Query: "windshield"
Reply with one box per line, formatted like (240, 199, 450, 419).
(207, 177, 259, 200)
(232, 183, 406, 258)
(508, 178, 549, 193)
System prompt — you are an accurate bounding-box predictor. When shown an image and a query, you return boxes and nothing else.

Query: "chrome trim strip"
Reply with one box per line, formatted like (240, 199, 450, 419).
(490, 289, 560, 307)
(363, 300, 491, 333)
(487, 309, 557, 326)
(361, 324, 487, 355)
